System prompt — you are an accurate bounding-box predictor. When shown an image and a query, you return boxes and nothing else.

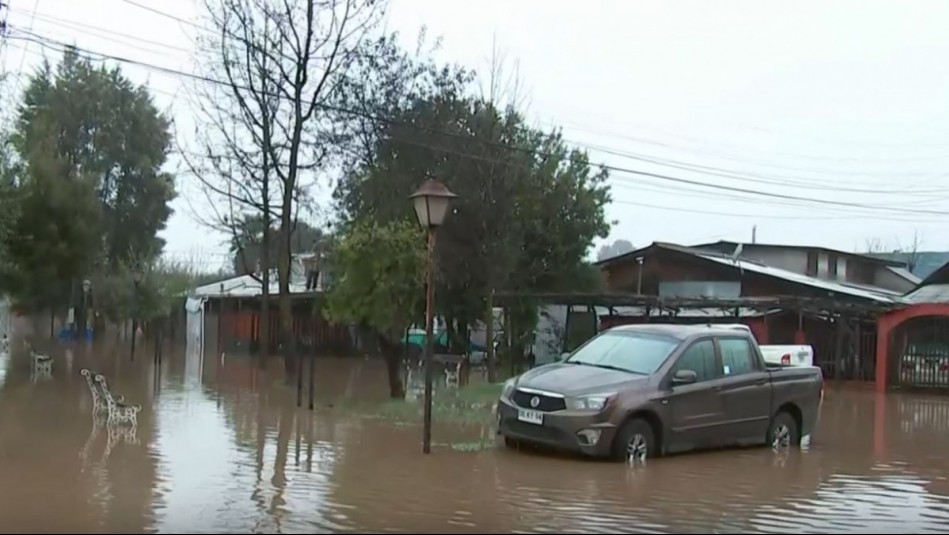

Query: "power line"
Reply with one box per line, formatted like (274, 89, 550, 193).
(6, 0, 37, 109)
(8, 28, 949, 219)
(7, 5, 192, 55)
(10, 16, 944, 194)
(119, 0, 204, 30)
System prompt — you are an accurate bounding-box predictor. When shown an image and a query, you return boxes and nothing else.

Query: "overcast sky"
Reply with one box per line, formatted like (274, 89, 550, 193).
(2, 0, 949, 272)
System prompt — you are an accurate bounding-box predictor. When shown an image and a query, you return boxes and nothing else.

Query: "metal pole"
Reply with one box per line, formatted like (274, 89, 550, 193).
(423, 229, 436, 454)
(77, 289, 86, 341)
(130, 281, 139, 362)
(296, 349, 303, 407)
(636, 257, 644, 294)
(130, 317, 137, 361)
(308, 353, 315, 410)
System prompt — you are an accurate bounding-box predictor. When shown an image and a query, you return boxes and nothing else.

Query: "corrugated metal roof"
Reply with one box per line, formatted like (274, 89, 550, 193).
(696, 253, 897, 303)
(192, 273, 312, 297)
(905, 284, 949, 304)
(192, 256, 316, 298)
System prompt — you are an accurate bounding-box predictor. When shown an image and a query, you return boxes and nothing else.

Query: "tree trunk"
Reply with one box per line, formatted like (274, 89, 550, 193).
(278, 218, 297, 381)
(377, 333, 405, 399)
(259, 242, 270, 367)
(259, 162, 271, 366)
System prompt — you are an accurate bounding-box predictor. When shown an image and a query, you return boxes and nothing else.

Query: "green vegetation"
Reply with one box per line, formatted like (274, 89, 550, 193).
(344, 382, 502, 426)
(0, 0, 613, 382)
(323, 219, 426, 397)
(0, 49, 212, 321)
(331, 34, 611, 379)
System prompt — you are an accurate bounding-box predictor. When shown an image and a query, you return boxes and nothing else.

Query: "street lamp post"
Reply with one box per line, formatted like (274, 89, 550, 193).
(79, 279, 91, 341)
(409, 178, 457, 455)
(130, 268, 143, 361)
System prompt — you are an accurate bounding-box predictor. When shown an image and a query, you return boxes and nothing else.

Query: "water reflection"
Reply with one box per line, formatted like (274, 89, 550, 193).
(0, 342, 948, 533)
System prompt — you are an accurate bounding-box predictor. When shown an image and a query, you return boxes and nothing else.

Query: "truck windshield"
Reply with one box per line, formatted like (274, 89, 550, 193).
(565, 331, 678, 375)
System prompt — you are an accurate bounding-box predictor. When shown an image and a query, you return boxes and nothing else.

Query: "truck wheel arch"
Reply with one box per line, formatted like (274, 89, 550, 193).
(616, 409, 664, 456)
(773, 402, 803, 438)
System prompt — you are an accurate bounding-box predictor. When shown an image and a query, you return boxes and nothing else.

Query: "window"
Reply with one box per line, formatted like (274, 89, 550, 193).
(718, 338, 757, 376)
(566, 331, 678, 375)
(806, 251, 819, 276)
(673, 340, 717, 382)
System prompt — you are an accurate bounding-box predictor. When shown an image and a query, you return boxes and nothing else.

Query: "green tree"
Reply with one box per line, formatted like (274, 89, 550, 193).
(13, 50, 176, 269)
(0, 146, 101, 310)
(323, 218, 425, 398)
(196, 0, 386, 380)
(336, 97, 612, 378)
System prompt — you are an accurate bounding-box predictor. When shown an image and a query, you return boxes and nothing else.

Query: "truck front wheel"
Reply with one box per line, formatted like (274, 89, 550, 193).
(613, 418, 655, 463)
(767, 411, 800, 449)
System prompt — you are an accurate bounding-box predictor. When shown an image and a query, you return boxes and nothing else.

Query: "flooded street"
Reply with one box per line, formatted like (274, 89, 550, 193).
(2, 343, 949, 533)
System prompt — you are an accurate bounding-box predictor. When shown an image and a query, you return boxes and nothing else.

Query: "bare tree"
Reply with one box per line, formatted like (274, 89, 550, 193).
(180, 4, 284, 362)
(895, 231, 923, 273)
(863, 232, 923, 272)
(189, 0, 385, 378)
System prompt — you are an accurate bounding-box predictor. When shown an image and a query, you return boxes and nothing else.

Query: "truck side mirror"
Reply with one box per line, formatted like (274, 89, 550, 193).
(672, 369, 697, 385)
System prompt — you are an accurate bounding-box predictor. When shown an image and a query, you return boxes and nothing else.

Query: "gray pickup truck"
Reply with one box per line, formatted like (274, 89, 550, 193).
(497, 324, 824, 461)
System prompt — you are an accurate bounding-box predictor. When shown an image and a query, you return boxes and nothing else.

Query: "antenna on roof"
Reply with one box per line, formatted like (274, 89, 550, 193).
(731, 242, 743, 261)
(731, 242, 744, 276)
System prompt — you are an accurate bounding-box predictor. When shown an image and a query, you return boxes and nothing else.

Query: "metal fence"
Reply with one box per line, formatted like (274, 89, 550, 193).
(890, 315, 949, 391)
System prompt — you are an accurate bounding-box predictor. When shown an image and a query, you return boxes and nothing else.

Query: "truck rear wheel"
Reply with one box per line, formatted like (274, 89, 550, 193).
(613, 418, 655, 463)
(767, 411, 800, 449)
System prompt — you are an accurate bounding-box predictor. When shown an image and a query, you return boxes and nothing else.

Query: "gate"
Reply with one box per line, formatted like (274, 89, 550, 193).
(889, 315, 949, 390)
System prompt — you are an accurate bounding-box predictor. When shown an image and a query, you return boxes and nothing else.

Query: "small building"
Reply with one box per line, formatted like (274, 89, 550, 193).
(689, 241, 920, 294)
(185, 255, 353, 358)
(594, 242, 900, 381)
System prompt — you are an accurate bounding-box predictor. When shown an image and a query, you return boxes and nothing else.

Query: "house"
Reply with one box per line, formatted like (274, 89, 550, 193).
(185, 254, 353, 357)
(597, 242, 899, 303)
(594, 242, 900, 381)
(690, 241, 920, 294)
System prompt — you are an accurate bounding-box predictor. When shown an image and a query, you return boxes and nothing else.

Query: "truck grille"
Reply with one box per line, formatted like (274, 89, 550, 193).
(504, 420, 563, 443)
(512, 390, 566, 412)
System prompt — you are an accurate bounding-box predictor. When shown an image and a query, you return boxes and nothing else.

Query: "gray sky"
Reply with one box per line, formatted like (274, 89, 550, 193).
(3, 0, 949, 272)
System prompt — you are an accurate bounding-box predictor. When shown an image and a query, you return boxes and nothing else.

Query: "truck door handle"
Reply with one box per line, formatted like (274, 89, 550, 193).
(711, 385, 722, 392)
(755, 379, 767, 386)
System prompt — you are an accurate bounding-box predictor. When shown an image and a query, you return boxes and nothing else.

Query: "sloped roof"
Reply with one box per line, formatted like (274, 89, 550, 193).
(692, 240, 907, 267)
(695, 252, 895, 303)
(192, 256, 314, 297)
(598, 242, 898, 304)
(885, 265, 922, 285)
(867, 251, 949, 279)
(904, 284, 949, 304)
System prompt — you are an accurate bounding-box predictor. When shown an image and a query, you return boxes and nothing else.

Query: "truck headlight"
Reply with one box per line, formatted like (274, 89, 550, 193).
(567, 394, 615, 411)
(501, 378, 516, 399)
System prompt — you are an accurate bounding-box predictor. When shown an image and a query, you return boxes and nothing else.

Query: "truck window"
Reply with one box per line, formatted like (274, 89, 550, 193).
(718, 337, 756, 376)
(673, 339, 717, 382)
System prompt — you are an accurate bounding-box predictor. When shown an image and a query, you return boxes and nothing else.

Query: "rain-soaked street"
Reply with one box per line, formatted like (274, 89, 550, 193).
(2, 342, 949, 534)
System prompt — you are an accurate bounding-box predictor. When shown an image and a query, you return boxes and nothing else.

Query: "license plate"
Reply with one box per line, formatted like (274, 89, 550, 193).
(517, 409, 543, 425)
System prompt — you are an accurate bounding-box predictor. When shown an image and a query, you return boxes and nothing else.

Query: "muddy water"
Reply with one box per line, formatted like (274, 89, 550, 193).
(2, 343, 949, 533)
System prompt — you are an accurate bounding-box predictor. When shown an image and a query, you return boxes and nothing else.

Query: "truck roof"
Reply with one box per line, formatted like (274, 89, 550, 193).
(608, 323, 755, 340)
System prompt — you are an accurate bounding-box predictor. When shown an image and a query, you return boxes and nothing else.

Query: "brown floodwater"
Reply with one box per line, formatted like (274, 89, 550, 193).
(2, 341, 949, 534)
